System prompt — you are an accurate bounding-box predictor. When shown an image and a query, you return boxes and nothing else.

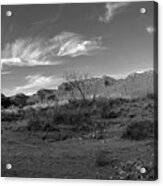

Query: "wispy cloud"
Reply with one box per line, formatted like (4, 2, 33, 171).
(51, 32, 104, 57)
(99, 2, 130, 23)
(1, 32, 104, 72)
(1, 38, 62, 70)
(10, 74, 63, 95)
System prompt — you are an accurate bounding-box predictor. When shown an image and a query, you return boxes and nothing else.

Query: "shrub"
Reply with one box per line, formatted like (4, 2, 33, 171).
(23, 105, 93, 133)
(1, 111, 23, 122)
(24, 108, 48, 131)
(95, 97, 128, 119)
(147, 93, 155, 100)
(122, 119, 154, 140)
(101, 110, 120, 119)
(53, 109, 93, 132)
(95, 150, 118, 167)
(68, 99, 94, 108)
(1, 94, 12, 109)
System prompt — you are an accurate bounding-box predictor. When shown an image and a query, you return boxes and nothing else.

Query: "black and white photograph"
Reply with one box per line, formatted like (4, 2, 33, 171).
(1, 1, 158, 180)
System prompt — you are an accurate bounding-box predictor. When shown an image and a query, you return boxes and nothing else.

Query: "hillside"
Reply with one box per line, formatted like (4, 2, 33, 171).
(108, 70, 154, 98)
(1, 70, 155, 107)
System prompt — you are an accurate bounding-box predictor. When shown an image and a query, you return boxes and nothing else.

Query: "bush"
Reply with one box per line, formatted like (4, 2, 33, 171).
(95, 97, 128, 119)
(147, 93, 155, 100)
(101, 110, 120, 119)
(52, 109, 93, 132)
(95, 150, 118, 167)
(23, 105, 93, 133)
(1, 111, 23, 122)
(68, 99, 94, 108)
(122, 119, 154, 140)
(23, 108, 42, 131)
(1, 95, 12, 108)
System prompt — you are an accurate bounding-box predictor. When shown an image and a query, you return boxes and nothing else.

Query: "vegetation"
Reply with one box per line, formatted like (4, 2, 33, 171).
(1, 93, 157, 179)
(1, 94, 155, 141)
(1, 70, 157, 179)
(64, 71, 98, 101)
(122, 119, 154, 140)
(1, 94, 12, 109)
(1, 93, 29, 109)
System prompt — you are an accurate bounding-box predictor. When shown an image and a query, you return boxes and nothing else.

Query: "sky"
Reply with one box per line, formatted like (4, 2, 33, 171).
(1, 1, 156, 96)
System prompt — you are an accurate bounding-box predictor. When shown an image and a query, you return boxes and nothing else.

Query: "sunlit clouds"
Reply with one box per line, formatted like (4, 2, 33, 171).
(55, 32, 104, 57)
(1, 38, 62, 70)
(1, 32, 104, 72)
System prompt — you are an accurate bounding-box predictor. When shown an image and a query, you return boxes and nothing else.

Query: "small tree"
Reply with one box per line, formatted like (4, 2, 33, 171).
(64, 71, 89, 101)
(47, 94, 58, 105)
(10, 93, 29, 108)
(37, 90, 46, 103)
(1, 93, 12, 108)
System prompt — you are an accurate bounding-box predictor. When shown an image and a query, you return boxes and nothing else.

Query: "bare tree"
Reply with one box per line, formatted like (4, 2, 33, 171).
(64, 71, 91, 101)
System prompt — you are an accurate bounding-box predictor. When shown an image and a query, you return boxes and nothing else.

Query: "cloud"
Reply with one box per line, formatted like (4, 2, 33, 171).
(146, 25, 155, 34)
(99, 2, 130, 23)
(1, 38, 63, 70)
(1, 32, 104, 72)
(1, 58, 62, 67)
(51, 32, 104, 57)
(11, 74, 63, 95)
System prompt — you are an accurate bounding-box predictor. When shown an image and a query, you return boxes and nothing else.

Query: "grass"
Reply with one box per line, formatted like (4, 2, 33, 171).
(1, 130, 156, 179)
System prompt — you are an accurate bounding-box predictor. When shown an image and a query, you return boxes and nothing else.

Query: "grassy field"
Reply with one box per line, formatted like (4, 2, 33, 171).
(1, 95, 157, 180)
(1, 129, 155, 179)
